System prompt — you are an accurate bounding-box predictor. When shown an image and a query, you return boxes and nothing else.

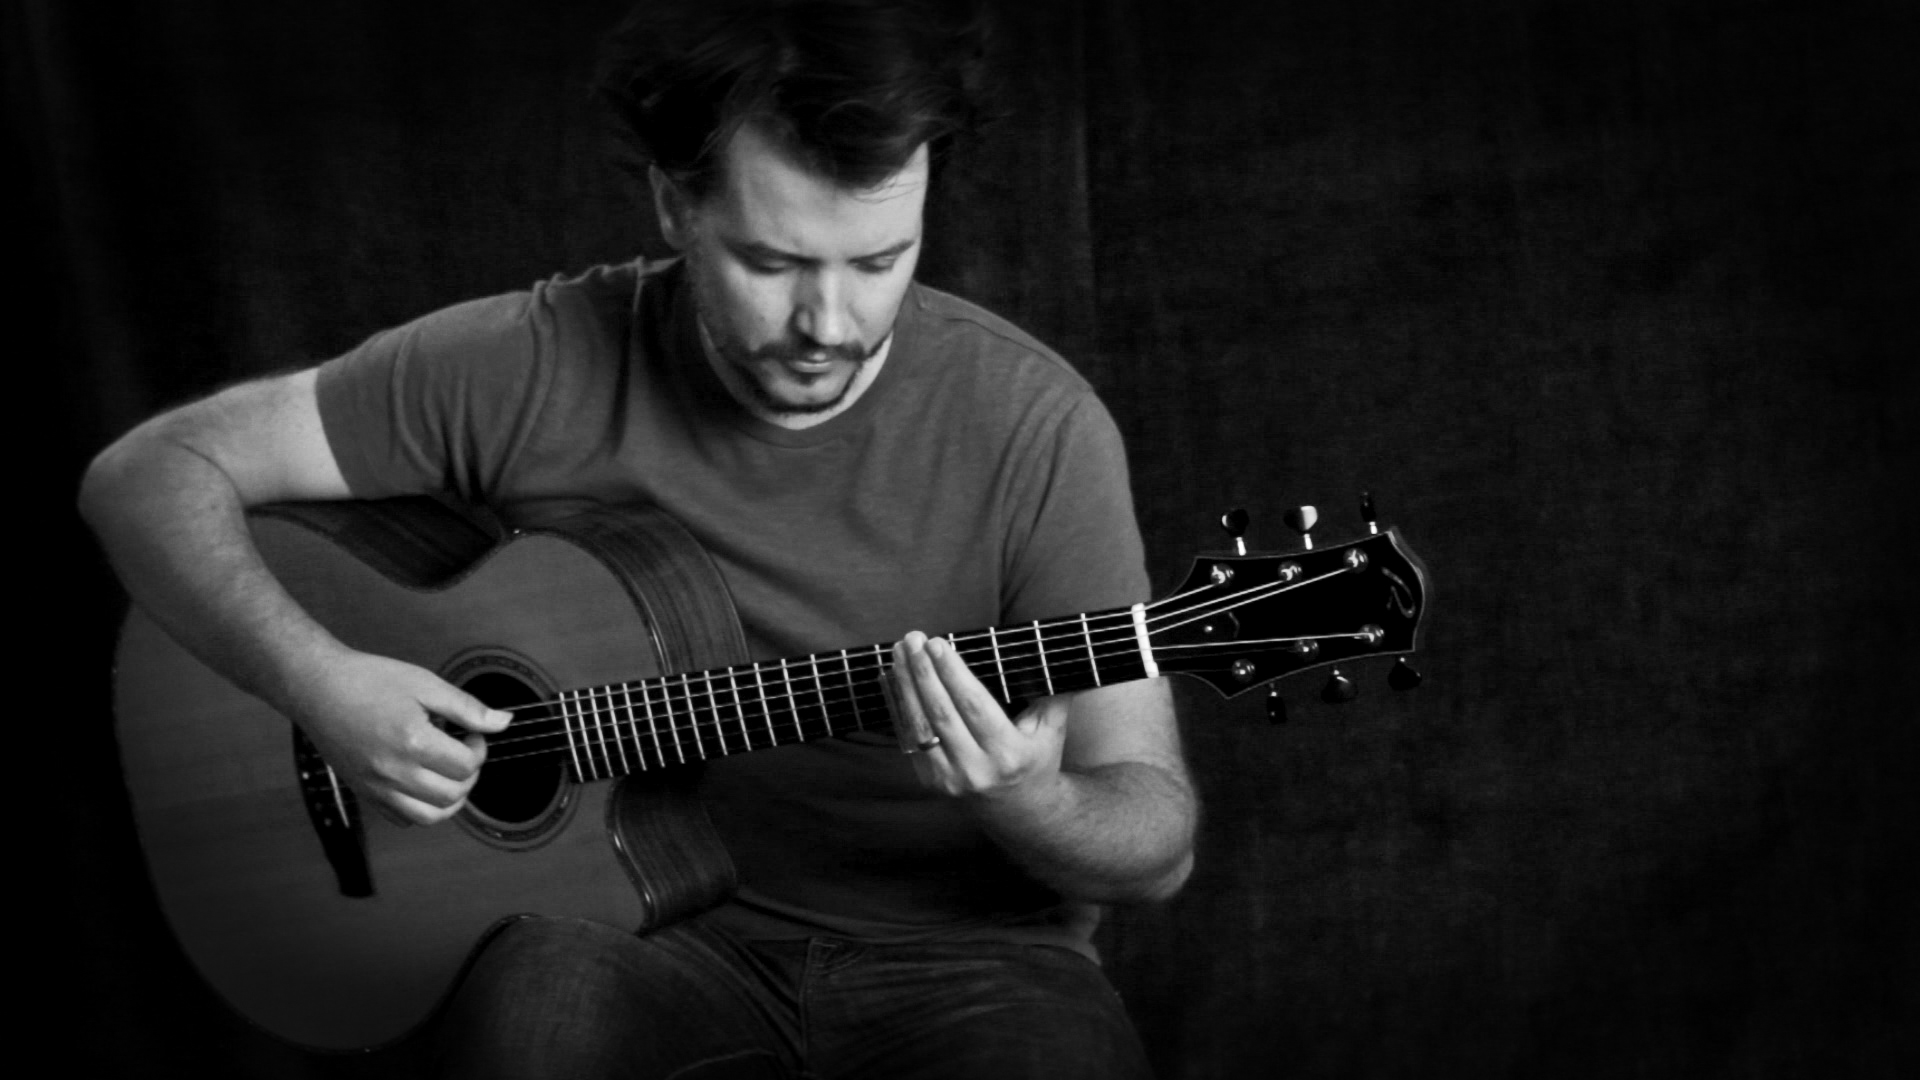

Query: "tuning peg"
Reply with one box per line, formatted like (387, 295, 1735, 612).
(1361, 491, 1379, 535)
(1219, 507, 1249, 555)
(1266, 688, 1289, 725)
(1388, 657, 1423, 691)
(1320, 668, 1357, 703)
(1282, 505, 1318, 550)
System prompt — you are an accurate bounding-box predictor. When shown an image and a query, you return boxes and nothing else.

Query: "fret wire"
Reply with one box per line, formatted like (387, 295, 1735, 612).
(867, 644, 891, 723)
(1032, 619, 1054, 695)
(726, 666, 752, 752)
(1079, 614, 1102, 686)
(637, 682, 660, 770)
(840, 648, 862, 729)
(579, 689, 601, 780)
(751, 661, 778, 747)
(637, 679, 664, 767)
(576, 687, 599, 777)
(680, 673, 712, 758)
(986, 627, 1010, 699)
(709, 671, 733, 756)
(558, 690, 588, 781)
(589, 685, 615, 778)
(808, 654, 832, 736)
(618, 683, 648, 771)
(777, 658, 802, 742)
(658, 678, 687, 764)
(598, 686, 626, 775)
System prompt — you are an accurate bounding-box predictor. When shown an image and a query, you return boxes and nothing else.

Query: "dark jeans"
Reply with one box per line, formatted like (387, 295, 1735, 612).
(420, 915, 1154, 1080)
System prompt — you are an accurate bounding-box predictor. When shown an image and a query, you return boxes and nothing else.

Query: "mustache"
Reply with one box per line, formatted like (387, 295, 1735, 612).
(749, 337, 877, 365)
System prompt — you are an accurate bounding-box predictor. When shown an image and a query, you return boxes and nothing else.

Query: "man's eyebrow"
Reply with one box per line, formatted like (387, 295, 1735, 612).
(726, 236, 920, 264)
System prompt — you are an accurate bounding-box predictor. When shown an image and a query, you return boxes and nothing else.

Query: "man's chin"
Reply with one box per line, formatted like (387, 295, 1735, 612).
(749, 364, 861, 416)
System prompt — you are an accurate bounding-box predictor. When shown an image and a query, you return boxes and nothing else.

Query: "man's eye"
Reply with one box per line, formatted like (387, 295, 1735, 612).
(746, 260, 791, 275)
(855, 259, 897, 275)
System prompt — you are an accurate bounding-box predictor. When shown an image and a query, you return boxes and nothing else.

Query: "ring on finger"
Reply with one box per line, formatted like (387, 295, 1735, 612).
(902, 735, 943, 755)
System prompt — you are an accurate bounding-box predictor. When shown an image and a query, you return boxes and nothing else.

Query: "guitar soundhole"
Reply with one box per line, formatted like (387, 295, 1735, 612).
(460, 670, 568, 841)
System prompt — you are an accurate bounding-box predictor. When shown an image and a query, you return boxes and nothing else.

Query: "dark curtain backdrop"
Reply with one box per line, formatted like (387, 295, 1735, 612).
(12, 0, 1914, 1076)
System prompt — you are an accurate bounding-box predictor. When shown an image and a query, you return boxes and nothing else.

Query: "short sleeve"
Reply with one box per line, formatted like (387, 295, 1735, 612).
(1000, 394, 1152, 624)
(314, 289, 557, 503)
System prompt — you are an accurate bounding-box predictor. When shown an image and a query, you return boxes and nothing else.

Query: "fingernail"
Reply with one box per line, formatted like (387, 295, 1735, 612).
(928, 637, 946, 658)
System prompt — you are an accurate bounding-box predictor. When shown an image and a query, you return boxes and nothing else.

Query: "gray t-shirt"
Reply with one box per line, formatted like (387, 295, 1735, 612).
(316, 260, 1150, 955)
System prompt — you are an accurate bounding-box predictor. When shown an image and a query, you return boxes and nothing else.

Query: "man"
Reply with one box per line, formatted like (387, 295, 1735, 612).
(80, 2, 1196, 1076)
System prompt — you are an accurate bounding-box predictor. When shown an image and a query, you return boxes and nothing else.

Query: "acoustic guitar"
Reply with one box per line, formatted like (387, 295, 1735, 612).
(113, 497, 1428, 1051)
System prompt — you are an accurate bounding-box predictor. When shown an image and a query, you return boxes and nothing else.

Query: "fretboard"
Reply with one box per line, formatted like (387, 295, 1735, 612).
(490, 604, 1155, 781)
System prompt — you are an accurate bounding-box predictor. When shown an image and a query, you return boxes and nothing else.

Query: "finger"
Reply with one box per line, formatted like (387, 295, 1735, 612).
(907, 638, 981, 758)
(382, 787, 464, 827)
(423, 679, 514, 735)
(890, 635, 941, 754)
(405, 721, 486, 782)
(460, 731, 490, 766)
(1015, 695, 1072, 741)
(923, 637, 1005, 749)
(371, 755, 473, 808)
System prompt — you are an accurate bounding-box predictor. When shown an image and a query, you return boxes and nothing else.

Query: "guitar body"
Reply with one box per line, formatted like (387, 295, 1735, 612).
(113, 499, 745, 1051)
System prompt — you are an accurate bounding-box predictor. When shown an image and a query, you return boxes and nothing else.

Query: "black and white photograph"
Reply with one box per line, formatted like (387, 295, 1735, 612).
(15, 0, 1913, 1076)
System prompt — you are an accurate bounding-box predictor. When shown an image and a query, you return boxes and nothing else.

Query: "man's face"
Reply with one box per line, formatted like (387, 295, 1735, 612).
(659, 123, 927, 418)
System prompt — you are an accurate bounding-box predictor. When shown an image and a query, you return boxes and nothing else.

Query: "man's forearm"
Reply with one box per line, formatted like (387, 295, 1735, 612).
(971, 758, 1197, 904)
(80, 426, 341, 711)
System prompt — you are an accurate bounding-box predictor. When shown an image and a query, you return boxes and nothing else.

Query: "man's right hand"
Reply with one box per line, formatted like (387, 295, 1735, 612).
(80, 368, 517, 828)
(284, 648, 514, 827)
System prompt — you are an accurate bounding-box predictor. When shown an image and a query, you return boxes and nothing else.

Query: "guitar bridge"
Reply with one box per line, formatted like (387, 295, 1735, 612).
(293, 727, 375, 897)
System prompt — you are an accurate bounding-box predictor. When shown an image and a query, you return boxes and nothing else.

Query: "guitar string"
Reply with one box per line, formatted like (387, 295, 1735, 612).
(479, 572, 1372, 768)
(476, 608, 1149, 741)
(478, 629, 1379, 771)
(479, 572, 1353, 760)
(490, 567, 1322, 732)
(476, 602, 1176, 759)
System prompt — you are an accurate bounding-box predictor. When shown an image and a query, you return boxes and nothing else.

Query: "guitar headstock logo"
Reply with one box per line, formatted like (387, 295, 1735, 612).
(1380, 565, 1416, 619)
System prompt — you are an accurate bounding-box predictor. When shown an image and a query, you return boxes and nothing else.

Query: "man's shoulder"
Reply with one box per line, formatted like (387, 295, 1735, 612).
(522, 257, 663, 328)
(905, 282, 1092, 397)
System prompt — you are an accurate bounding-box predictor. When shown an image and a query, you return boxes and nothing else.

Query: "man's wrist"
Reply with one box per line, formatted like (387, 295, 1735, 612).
(966, 765, 1074, 834)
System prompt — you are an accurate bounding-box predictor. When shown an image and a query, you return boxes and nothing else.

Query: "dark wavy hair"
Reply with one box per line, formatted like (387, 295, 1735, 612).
(595, 0, 996, 198)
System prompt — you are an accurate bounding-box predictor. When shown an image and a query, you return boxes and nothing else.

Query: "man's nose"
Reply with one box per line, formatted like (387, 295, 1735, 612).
(792, 271, 851, 348)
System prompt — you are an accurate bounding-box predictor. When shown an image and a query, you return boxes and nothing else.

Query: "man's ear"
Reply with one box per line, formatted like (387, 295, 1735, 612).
(650, 165, 696, 250)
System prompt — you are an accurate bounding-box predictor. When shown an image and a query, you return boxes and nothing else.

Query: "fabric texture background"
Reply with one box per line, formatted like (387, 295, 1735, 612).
(16, 0, 1915, 1076)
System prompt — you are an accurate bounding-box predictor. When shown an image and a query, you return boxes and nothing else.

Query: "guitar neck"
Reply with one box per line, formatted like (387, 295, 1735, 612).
(503, 606, 1155, 782)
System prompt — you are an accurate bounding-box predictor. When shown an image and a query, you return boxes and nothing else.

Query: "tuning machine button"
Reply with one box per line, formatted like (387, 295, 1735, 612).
(1361, 491, 1379, 535)
(1266, 688, 1289, 725)
(1389, 657, 1423, 691)
(1219, 507, 1250, 556)
(1320, 668, 1357, 703)
(1282, 505, 1318, 550)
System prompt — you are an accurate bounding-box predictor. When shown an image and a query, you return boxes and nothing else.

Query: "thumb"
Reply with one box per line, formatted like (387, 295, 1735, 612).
(424, 679, 513, 734)
(1015, 695, 1070, 737)
(1037, 696, 1073, 736)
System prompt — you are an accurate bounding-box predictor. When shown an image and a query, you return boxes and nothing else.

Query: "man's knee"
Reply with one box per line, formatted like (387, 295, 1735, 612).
(424, 917, 793, 1080)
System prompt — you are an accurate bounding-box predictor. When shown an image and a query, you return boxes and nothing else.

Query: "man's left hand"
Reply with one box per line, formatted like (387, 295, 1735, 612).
(888, 631, 1069, 804)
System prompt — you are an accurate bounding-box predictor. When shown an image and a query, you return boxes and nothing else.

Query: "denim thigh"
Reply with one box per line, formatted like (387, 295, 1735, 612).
(412, 917, 1152, 1080)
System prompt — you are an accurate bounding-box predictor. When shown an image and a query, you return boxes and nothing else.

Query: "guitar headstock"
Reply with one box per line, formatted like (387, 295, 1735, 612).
(1149, 503, 1430, 700)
